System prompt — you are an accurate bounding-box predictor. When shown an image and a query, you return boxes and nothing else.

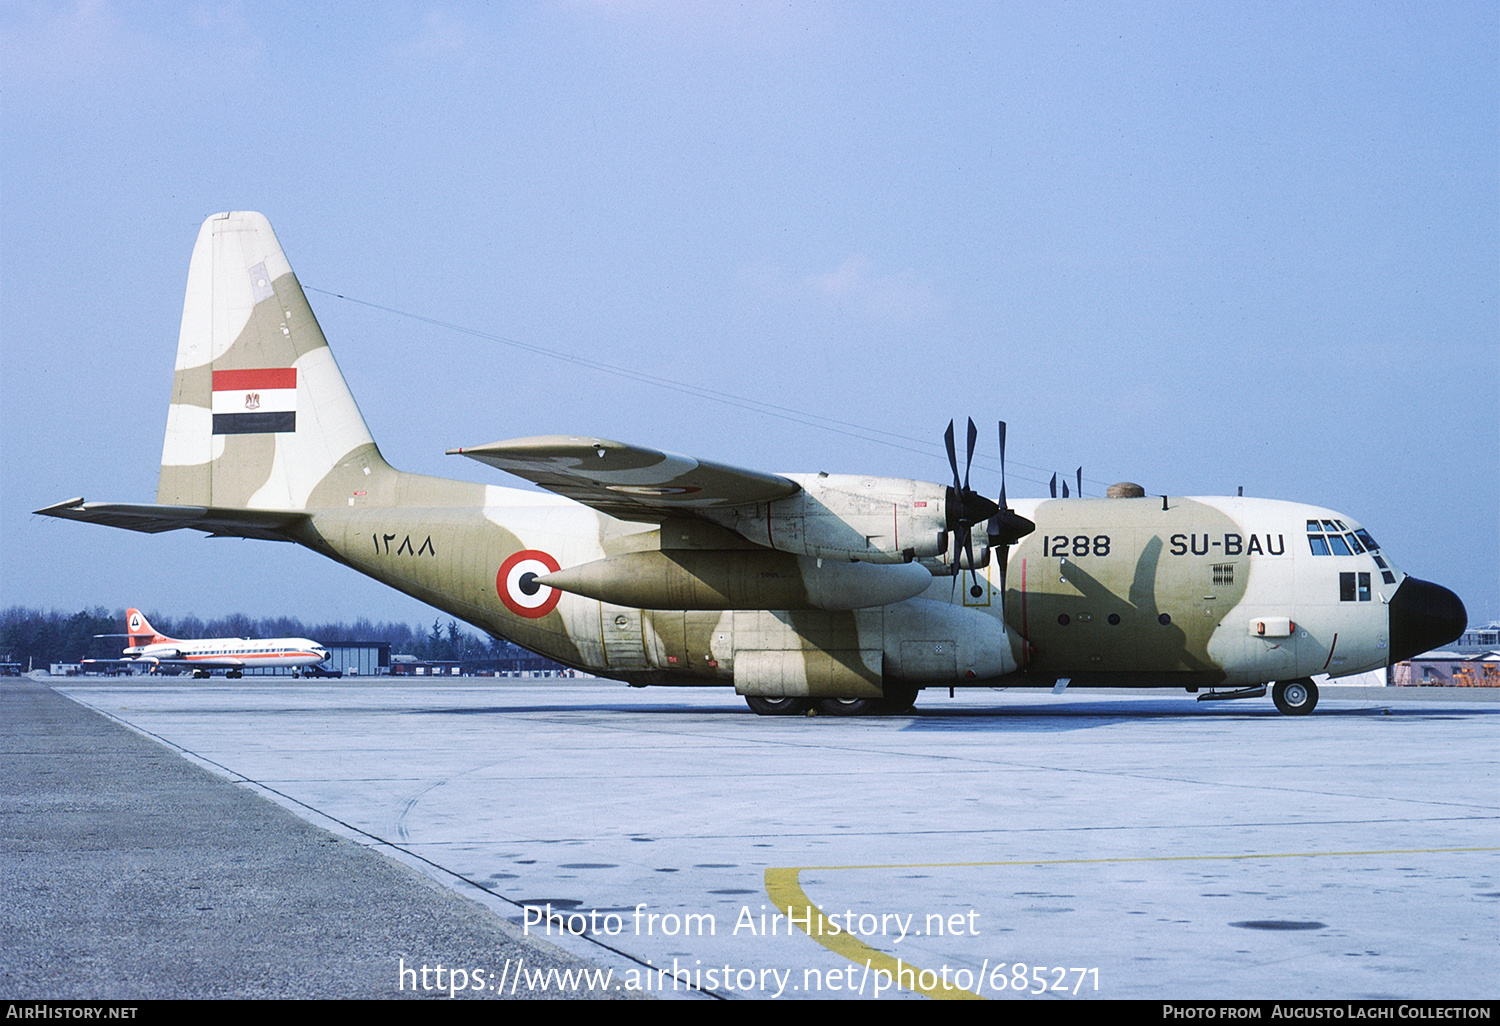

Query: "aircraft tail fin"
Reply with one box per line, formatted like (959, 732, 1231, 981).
(126, 608, 175, 646)
(158, 212, 393, 511)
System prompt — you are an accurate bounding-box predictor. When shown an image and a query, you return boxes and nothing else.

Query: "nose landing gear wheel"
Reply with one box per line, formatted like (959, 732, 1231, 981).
(1272, 678, 1318, 715)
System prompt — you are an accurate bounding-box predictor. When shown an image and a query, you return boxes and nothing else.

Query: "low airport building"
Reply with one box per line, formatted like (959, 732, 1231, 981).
(1392, 649, 1500, 687)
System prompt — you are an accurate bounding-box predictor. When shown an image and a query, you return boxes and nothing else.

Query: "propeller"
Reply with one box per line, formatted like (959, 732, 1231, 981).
(941, 418, 1036, 606)
(944, 418, 1000, 594)
(987, 421, 1034, 549)
(986, 421, 1036, 652)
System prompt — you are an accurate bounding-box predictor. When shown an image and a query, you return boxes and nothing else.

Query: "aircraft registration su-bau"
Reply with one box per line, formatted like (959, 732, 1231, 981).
(39, 213, 1467, 715)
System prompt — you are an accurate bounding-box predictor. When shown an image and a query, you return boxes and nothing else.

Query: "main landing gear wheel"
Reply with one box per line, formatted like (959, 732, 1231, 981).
(879, 683, 920, 715)
(816, 697, 883, 716)
(745, 696, 812, 716)
(1272, 678, 1318, 716)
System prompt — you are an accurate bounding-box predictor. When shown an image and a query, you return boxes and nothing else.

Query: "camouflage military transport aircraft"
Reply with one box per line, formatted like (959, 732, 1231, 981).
(38, 212, 1467, 715)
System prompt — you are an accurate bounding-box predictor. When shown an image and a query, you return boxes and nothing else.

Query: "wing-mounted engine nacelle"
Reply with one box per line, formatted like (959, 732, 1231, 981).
(709, 474, 952, 563)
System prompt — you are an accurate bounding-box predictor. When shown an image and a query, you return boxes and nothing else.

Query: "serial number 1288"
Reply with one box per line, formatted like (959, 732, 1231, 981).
(1041, 535, 1111, 558)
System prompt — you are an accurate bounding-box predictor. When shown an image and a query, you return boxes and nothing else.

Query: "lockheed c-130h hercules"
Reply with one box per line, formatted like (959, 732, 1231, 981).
(37, 212, 1467, 716)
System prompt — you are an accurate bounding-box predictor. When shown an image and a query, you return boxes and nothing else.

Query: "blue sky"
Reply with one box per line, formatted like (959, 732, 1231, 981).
(3, 2, 1495, 628)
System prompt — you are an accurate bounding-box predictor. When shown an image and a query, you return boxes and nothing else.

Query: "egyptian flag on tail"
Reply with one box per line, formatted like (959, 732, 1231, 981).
(212, 368, 297, 434)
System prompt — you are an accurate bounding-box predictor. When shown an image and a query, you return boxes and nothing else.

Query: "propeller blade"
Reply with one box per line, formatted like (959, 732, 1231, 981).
(943, 419, 969, 591)
(982, 419, 1036, 666)
(961, 534, 977, 592)
(944, 420, 960, 492)
(1049, 473, 1057, 499)
(964, 417, 978, 492)
(997, 421, 1008, 511)
(1062, 479, 1069, 499)
(1076, 467, 1083, 499)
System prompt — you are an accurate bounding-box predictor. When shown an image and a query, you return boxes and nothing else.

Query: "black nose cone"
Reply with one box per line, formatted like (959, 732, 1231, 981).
(1388, 577, 1467, 663)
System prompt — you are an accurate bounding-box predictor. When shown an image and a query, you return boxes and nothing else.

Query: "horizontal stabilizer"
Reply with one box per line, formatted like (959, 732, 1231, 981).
(35, 498, 308, 541)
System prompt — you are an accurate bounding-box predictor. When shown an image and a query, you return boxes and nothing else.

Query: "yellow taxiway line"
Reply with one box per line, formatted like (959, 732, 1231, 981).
(765, 846, 1498, 1001)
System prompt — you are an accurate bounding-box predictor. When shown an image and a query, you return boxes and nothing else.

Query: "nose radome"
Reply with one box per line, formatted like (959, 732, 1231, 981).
(1388, 577, 1467, 664)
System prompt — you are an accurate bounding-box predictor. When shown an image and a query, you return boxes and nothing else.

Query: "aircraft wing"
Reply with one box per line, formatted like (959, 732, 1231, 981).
(449, 436, 801, 522)
(34, 498, 309, 542)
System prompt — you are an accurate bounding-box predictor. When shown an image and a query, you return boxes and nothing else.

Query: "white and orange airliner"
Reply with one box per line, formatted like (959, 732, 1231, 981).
(119, 608, 330, 678)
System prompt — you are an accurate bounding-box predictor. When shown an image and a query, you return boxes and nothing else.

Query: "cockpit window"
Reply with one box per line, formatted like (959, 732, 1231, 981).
(1307, 520, 1377, 557)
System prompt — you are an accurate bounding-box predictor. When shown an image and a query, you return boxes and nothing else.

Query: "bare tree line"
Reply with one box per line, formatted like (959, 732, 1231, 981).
(1, 606, 532, 668)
